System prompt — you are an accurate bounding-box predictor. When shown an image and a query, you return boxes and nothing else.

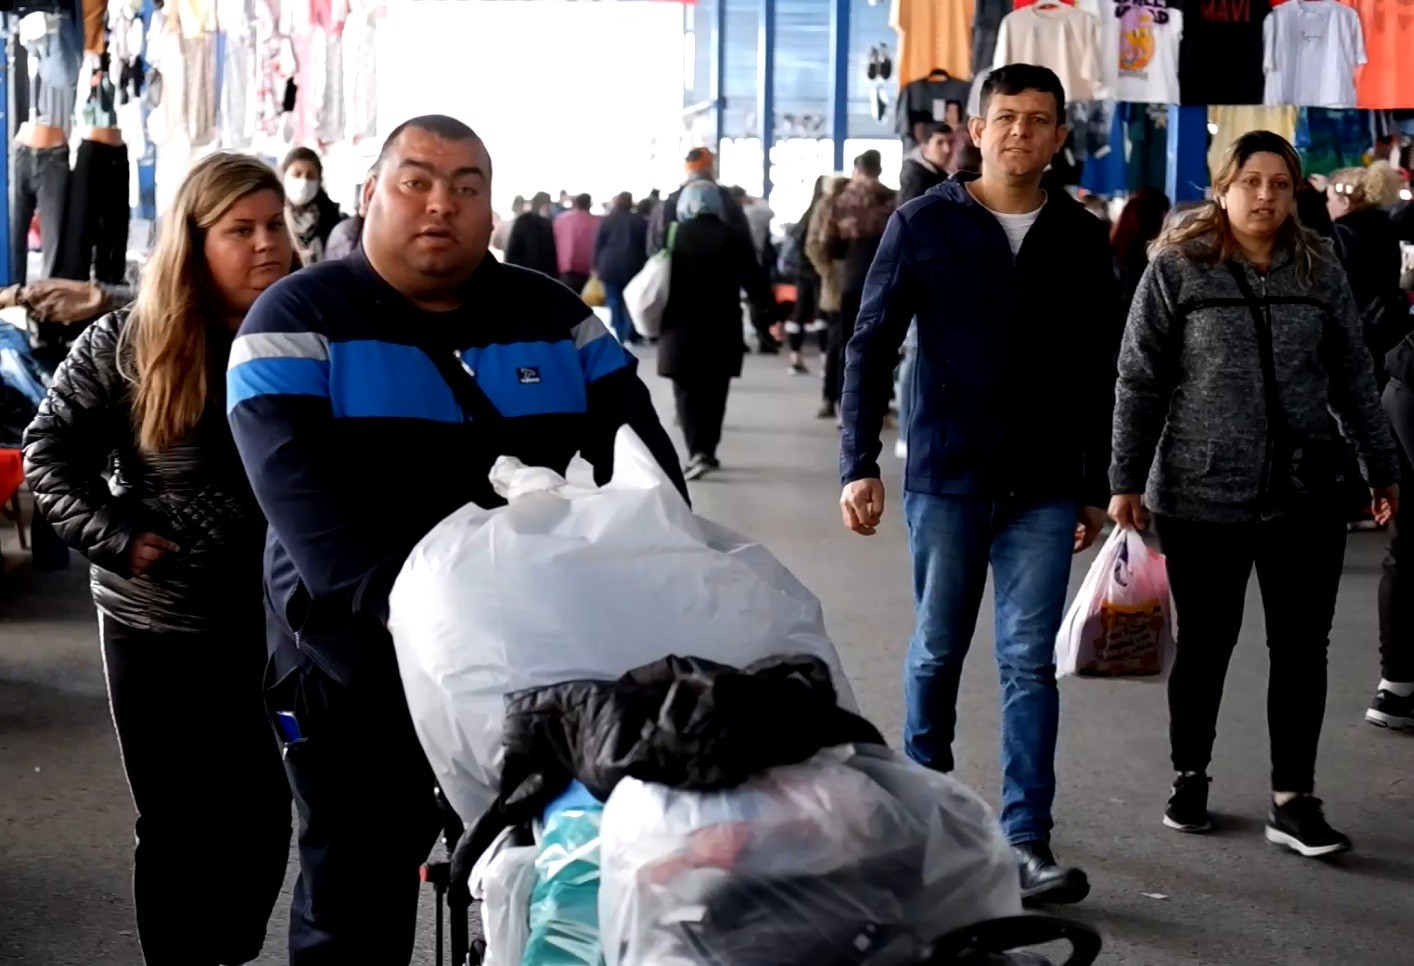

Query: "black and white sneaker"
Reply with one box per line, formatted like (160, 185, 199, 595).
(1163, 772, 1212, 833)
(1365, 688, 1414, 731)
(1265, 797, 1351, 858)
(683, 455, 713, 482)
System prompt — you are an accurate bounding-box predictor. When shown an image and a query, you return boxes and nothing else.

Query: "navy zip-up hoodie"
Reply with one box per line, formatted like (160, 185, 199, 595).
(840, 174, 1120, 507)
(228, 253, 684, 688)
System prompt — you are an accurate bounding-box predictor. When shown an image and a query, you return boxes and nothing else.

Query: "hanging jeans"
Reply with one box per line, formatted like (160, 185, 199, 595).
(11, 145, 71, 285)
(672, 374, 732, 462)
(902, 493, 1076, 845)
(1156, 509, 1347, 793)
(1379, 378, 1414, 683)
(57, 140, 130, 284)
(99, 610, 292, 966)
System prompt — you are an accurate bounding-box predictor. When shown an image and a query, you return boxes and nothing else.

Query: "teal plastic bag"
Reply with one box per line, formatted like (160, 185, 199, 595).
(522, 788, 604, 966)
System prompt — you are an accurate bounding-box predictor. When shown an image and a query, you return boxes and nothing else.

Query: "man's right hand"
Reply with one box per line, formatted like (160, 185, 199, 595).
(841, 479, 886, 535)
(128, 532, 180, 576)
(1108, 493, 1148, 531)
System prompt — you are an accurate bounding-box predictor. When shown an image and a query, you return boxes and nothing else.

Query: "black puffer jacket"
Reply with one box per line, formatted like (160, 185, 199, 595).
(22, 310, 266, 632)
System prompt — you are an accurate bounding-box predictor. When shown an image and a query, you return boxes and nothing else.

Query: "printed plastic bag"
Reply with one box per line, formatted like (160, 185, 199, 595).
(598, 744, 1021, 966)
(1055, 527, 1173, 679)
(469, 828, 538, 966)
(388, 427, 856, 826)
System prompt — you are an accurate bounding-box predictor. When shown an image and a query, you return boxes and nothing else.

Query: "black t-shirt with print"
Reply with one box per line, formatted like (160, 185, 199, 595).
(1178, 0, 1270, 105)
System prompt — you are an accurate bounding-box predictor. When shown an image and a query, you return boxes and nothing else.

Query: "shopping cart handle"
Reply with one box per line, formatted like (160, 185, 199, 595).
(921, 914, 1102, 966)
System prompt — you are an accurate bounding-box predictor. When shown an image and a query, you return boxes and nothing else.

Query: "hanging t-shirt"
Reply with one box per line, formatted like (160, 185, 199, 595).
(1352, 0, 1414, 109)
(991, 3, 1105, 102)
(897, 73, 972, 146)
(1093, 0, 1184, 103)
(972, 0, 1013, 76)
(1179, 0, 1269, 105)
(1262, 0, 1367, 108)
(891, 0, 975, 86)
(1206, 104, 1299, 177)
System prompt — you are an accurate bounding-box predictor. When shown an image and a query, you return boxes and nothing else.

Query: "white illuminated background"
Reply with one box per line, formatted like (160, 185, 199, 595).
(374, 0, 687, 213)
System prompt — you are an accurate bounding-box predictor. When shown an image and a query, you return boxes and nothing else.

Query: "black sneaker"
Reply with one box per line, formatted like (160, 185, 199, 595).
(816, 402, 836, 420)
(1265, 797, 1352, 858)
(683, 455, 713, 482)
(1014, 842, 1090, 907)
(1163, 772, 1212, 833)
(788, 362, 809, 376)
(1365, 688, 1414, 730)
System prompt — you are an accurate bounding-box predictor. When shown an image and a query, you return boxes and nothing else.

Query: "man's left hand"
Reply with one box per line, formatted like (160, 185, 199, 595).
(1074, 506, 1106, 553)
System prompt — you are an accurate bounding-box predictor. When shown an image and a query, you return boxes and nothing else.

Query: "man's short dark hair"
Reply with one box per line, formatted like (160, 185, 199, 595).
(377, 114, 485, 173)
(920, 122, 953, 142)
(857, 150, 883, 178)
(728, 185, 748, 202)
(978, 65, 1067, 122)
(574, 193, 592, 211)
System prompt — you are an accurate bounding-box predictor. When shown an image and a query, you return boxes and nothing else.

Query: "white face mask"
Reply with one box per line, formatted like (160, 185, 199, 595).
(284, 174, 318, 207)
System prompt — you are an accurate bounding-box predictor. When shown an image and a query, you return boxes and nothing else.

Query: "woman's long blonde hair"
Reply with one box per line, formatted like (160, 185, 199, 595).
(118, 153, 285, 452)
(1152, 130, 1329, 280)
(1329, 160, 1401, 211)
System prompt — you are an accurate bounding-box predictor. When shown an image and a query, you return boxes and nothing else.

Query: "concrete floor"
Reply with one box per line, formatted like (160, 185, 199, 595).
(1, 348, 1411, 966)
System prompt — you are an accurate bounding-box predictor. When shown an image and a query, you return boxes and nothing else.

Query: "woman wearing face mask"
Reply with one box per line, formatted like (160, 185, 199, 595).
(1110, 131, 1399, 857)
(281, 146, 347, 265)
(23, 153, 296, 965)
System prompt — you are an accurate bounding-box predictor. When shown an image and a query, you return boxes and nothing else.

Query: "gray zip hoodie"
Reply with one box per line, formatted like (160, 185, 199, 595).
(1111, 240, 1398, 523)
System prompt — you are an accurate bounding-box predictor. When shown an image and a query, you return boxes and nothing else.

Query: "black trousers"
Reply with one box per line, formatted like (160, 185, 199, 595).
(560, 271, 590, 295)
(11, 145, 70, 285)
(672, 374, 732, 461)
(787, 273, 827, 353)
(57, 139, 130, 284)
(99, 611, 291, 966)
(1379, 379, 1414, 682)
(266, 630, 443, 966)
(823, 291, 861, 405)
(1156, 509, 1347, 793)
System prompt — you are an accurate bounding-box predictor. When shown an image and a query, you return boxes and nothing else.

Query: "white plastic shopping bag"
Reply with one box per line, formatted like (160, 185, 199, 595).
(388, 427, 856, 826)
(598, 744, 1021, 966)
(1055, 527, 1174, 679)
(624, 224, 677, 339)
(468, 828, 538, 966)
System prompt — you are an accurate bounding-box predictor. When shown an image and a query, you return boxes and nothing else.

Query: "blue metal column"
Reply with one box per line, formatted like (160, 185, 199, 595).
(0, 34, 12, 286)
(711, 0, 727, 150)
(137, 0, 157, 221)
(756, 0, 776, 200)
(1166, 105, 1210, 203)
(828, 0, 851, 172)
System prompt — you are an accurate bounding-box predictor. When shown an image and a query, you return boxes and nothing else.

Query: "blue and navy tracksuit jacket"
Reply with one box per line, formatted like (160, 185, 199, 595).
(227, 252, 685, 688)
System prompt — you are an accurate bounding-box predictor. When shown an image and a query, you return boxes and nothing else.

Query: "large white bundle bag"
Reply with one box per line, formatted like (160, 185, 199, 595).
(388, 427, 856, 826)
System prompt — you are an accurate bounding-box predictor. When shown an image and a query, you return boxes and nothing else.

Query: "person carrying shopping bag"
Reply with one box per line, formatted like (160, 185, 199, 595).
(1110, 130, 1400, 857)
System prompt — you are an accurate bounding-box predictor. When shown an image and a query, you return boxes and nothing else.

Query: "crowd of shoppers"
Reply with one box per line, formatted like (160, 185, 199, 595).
(14, 53, 1414, 966)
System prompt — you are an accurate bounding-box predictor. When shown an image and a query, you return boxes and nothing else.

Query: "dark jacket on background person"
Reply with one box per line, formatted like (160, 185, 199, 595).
(1112, 243, 1399, 524)
(593, 208, 649, 285)
(840, 174, 1120, 505)
(503, 212, 559, 278)
(900, 148, 948, 205)
(658, 214, 776, 381)
(228, 253, 684, 689)
(824, 179, 898, 296)
(23, 310, 266, 631)
(1332, 205, 1410, 371)
(647, 179, 751, 256)
(453, 653, 883, 870)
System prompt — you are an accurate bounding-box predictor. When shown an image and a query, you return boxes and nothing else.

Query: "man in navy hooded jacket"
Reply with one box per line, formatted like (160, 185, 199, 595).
(839, 65, 1120, 906)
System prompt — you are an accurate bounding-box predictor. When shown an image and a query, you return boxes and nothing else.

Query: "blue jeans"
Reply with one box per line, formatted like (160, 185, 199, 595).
(603, 281, 634, 344)
(903, 492, 1077, 845)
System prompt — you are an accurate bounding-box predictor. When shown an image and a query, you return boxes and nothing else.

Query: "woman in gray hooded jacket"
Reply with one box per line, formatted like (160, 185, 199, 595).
(1109, 131, 1399, 859)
